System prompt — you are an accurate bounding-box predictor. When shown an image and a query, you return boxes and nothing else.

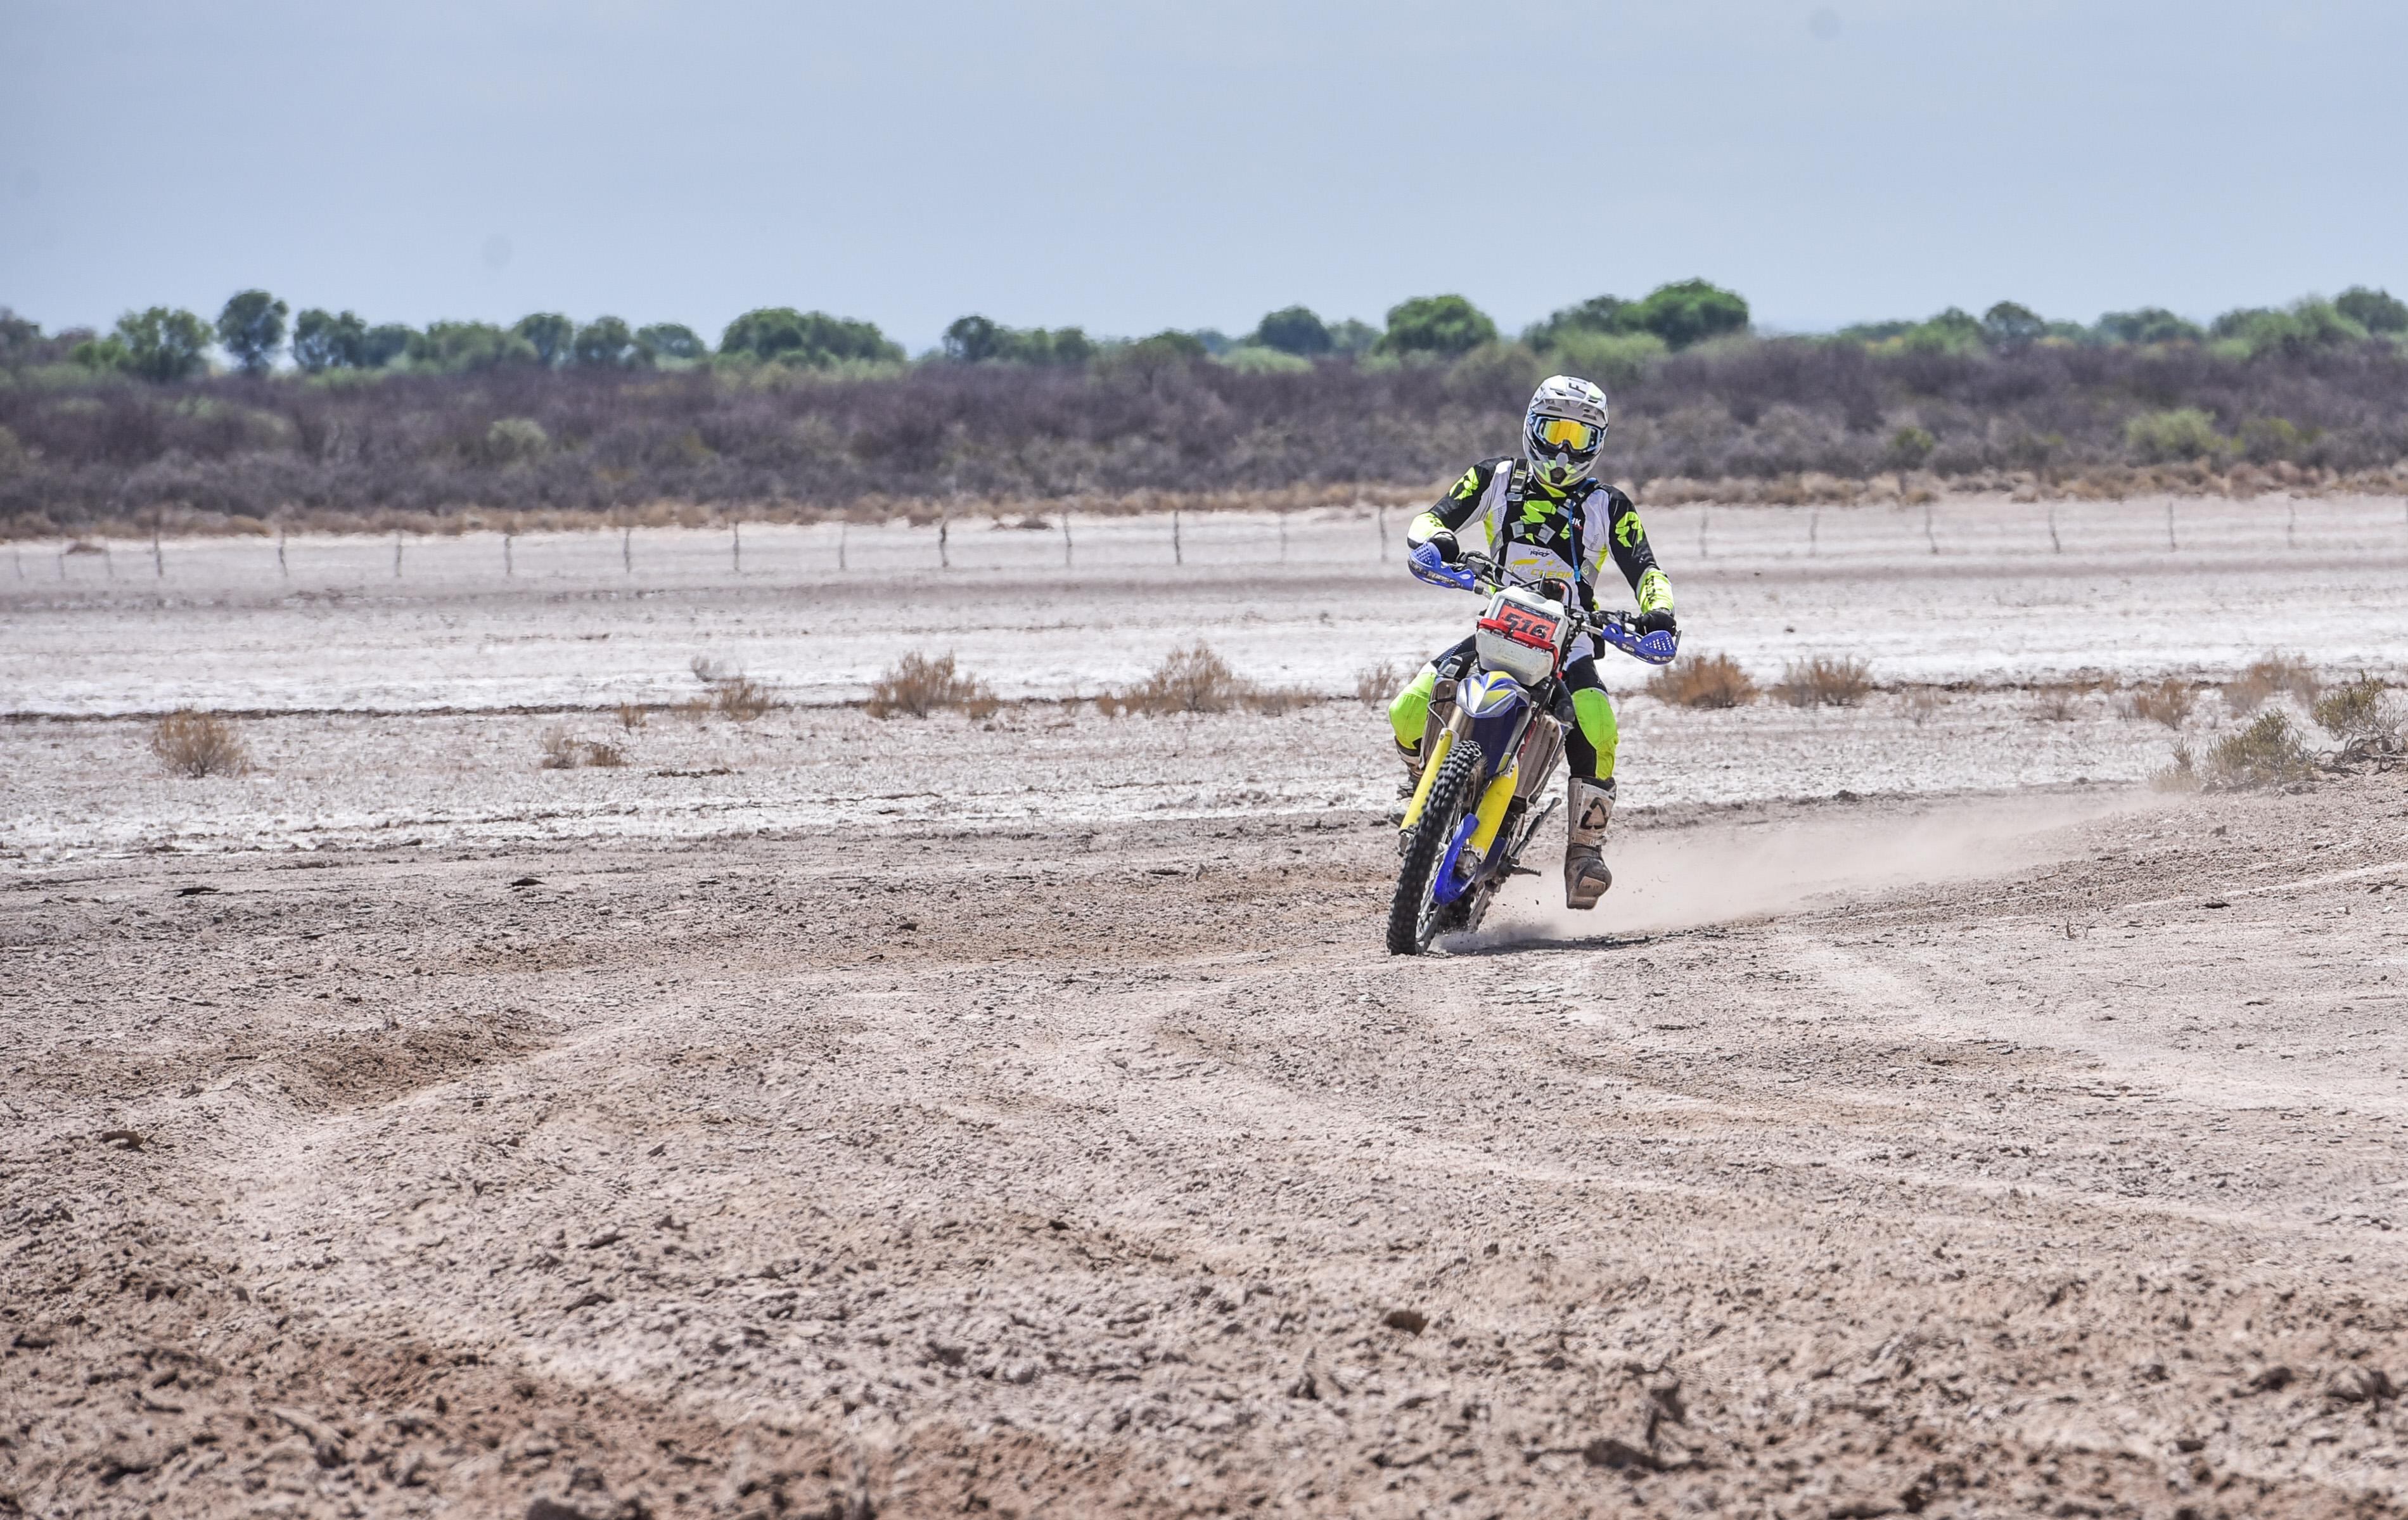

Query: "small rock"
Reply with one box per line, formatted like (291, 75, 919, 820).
(1580, 1437, 1660, 1472)
(2248, 1365, 2296, 1393)
(1382, 1308, 1428, 1334)
(510, 877, 542, 888)
(582, 1227, 624, 1249)
(2329, 1367, 2395, 1404)
(98, 1129, 146, 1151)
(174, 885, 218, 897)
(926, 1341, 967, 1368)
(1285, 1370, 1319, 1401)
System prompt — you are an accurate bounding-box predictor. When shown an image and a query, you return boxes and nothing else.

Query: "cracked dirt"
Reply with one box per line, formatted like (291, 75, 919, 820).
(7, 772, 2408, 1518)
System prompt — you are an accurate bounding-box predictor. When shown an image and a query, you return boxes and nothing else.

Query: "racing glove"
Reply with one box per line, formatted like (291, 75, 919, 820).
(1421, 528, 1460, 563)
(1637, 608, 1679, 637)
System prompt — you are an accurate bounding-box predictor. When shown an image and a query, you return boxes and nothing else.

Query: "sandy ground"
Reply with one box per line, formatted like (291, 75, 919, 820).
(7, 496, 2408, 1517)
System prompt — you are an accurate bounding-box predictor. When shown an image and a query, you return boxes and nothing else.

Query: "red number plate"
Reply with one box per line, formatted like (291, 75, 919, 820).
(1478, 604, 1559, 649)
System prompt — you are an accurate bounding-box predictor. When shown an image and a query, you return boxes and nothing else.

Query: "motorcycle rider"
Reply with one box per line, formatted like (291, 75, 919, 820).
(1387, 374, 1677, 910)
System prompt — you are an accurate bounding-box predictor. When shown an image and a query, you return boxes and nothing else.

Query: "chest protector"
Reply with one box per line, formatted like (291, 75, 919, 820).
(1489, 462, 1594, 601)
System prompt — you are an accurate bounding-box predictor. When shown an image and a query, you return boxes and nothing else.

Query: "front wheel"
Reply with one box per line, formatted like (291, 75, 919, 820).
(1387, 739, 1485, 955)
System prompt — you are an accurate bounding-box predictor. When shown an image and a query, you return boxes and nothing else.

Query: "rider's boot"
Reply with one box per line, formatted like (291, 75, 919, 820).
(1394, 738, 1423, 799)
(1563, 776, 1616, 910)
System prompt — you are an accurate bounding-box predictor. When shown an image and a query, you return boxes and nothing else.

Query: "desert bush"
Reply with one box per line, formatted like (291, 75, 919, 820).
(539, 729, 628, 769)
(150, 710, 248, 777)
(2223, 653, 2320, 715)
(484, 418, 550, 464)
(2123, 408, 2230, 463)
(2312, 676, 2401, 739)
(1904, 688, 1944, 726)
(866, 651, 999, 720)
(1355, 660, 1404, 709)
(2122, 678, 2196, 728)
(2151, 744, 2201, 793)
(1647, 653, 1757, 708)
(1774, 655, 1873, 708)
(616, 701, 648, 731)
(713, 676, 778, 722)
(1098, 642, 1304, 716)
(2202, 712, 2316, 790)
(2031, 684, 2082, 722)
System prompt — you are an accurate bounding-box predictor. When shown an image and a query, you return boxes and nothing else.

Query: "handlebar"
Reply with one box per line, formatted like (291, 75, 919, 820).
(1409, 543, 1679, 667)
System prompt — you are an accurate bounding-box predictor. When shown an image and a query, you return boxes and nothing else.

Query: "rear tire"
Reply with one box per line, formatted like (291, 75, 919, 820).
(1387, 740, 1485, 955)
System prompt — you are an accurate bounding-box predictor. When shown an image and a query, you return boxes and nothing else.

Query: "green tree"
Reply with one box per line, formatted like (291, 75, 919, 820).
(114, 307, 214, 382)
(2096, 308, 2203, 345)
(1327, 318, 1380, 356)
(513, 312, 575, 367)
(943, 315, 1094, 366)
(571, 316, 645, 367)
(361, 324, 414, 367)
(1376, 295, 1497, 357)
(292, 308, 368, 371)
(1980, 301, 2045, 349)
(720, 307, 901, 367)
(1253, 305, 1331, 356)
(635, 323, 705, 362)
(216, 290, 288, 374)
(1523, 293, 1636, 351)
(407, 321, 540, 371)
(943, 314, 1006, 363)
(1627, 279, 1748, 350)
(1900, 307, 1985, 354)
(2336, 286, 2408, 335)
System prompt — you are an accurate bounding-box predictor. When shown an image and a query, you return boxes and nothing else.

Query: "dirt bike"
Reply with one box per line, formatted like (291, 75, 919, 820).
(1387, 546, 1679, 955)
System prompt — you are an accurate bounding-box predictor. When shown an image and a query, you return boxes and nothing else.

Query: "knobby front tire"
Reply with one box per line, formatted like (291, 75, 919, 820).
(1386, 740, 1485, 956)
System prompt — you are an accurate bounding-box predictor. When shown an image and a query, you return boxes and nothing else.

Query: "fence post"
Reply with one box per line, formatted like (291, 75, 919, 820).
(2165, 500, 2177, 552)
(278, 527, 288, 578)
(838, 521, 849, 572)
(733, 521, 743, 575)
(103, 543, 114, 580)
(1278, 511, 1288, 562)
(152, 528, 163, 579)
(394, 531, 403, 578)
(2286, 501, 2296, 549)
(938, 514, 949, 570)
(2047, 504, 2060, 554)
(504, 531, 514, 578)
(1172, 508, 1182, 566)
(622, 524, 632, 574)
(1376, 506, 1387, 561)
(1924, 502, 1937, 556)
(1698, 509, 1709, 560)
(1061, 512, 1072, 568)
(1808, 508, 1818, 557)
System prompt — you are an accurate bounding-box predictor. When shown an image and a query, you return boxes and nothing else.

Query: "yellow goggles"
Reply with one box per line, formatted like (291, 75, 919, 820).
(1533, 416, 1599, 452)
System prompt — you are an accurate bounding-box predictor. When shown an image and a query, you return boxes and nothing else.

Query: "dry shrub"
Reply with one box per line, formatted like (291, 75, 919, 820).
(866, 651, 999, 720)
(2032, 684, 2081, 723)
(689, 655, 736, 686)
(2202, 712, 2316, 790)
(1646, 653, 1757, 708)
(150, 710, 248, 777)
(1098, 642, 1305, 717)
(2151, 744, 2200, 793)
(2122, 678, 2195, 729)
(2224, 653, 2320, 716)
(1904, 688, 1944, 726)
(2310, 676, 2399, 739)
(1355, 660, 1404, 710)
(539, 729, 627, 769)
(616, 701, 648, 731)
(1773, 655, 1873, 708)
(713, 676, 778, 722)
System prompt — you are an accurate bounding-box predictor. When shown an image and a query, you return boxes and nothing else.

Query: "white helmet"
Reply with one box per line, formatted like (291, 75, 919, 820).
(1524, 374, 1610, 490)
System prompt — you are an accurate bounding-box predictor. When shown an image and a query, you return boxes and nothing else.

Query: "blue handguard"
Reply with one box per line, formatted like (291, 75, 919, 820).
(1595, 620, 1681, 667)
(1407, 539, 1479, 591)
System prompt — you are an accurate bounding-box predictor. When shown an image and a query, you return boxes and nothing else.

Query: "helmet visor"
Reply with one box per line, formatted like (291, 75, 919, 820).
(1532, 416, 1601, 454)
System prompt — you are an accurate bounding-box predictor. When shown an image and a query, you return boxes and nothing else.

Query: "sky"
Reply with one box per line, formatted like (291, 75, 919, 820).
(4, 1, 2405, 352)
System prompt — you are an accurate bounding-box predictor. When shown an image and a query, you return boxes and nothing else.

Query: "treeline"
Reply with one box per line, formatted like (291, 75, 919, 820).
(2, 280, 2405, 533)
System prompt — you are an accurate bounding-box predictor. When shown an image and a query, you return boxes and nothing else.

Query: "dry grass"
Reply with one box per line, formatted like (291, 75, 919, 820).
(1903, 688, 1944, 727)
(539, 729, 627, 769)
(1355, 660, 1405, 710)
(2031, 684, 2082, 723)
(615, 702, 648, 731)
(1097, 643, 1306, 717)
(713, 676, 778, 722)
(1646, 653, 1757, 708)
(2151, 744, 2201, 793)
(2202, 712, 2317, 790)
(150, 710, 248, 777)
(2311, 676, 2400, 739)
(866, 652, 1001, 720)
(1773, 655, 1873, 708)
(2223, 653, 2321, 716)
(2122, 678, 2196, 729)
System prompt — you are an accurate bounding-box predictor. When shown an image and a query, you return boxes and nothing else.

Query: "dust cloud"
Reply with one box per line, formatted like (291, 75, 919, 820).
(1468, 788, 2160, 944)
